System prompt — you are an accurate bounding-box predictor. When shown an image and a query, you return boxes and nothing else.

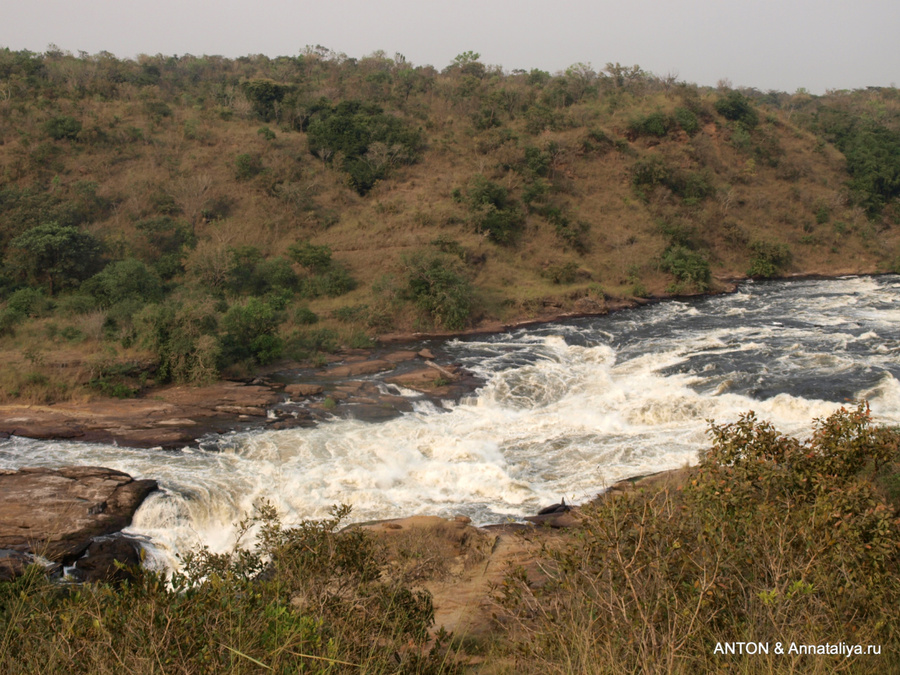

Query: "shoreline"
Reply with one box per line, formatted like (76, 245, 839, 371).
(0, 270, 890, 449)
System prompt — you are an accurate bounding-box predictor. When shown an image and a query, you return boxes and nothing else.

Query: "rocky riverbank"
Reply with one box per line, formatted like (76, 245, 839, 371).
(0, 458, 688, 636)
(0, 347, 481, 449)
(0, 466, 157, 582)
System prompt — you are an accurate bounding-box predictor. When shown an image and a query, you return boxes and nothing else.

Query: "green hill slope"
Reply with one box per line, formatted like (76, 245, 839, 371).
(1, 47, 899, 399)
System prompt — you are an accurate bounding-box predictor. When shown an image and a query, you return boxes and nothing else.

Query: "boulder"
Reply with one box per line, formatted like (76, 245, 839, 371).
(0, 549, 30, 581)
(284, 383, 324, 397)
(0, 467, 158, 563)
(73, 536, 144, 584)
(320, 360, 395, 378)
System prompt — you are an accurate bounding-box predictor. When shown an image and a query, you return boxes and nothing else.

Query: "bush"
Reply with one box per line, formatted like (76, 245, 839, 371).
(293, 306, 318, 325)
(659, 245, 711, 291)
(135, 298, 221, 383)
(220, 297, 284, 365)
(306, 100, 422, 195)
(83, 258, 163, 310)
(543, 262, 579, 284)
(499, 405, 900, 673)
(627, 111, 674, 138)
(5, 287, 50, 317)
(43, 115, 82, 140)
(631, 157, 714, 204)
(288, 241, 332, 274)
(234, 153, 263, 181)
(747, 240, 792, 278)
(226, 248, 297, 297)
(8, 222, 103, 295)
(715, 91, 759, 128)
(0, 504, 447, 674)
(464, 175, 524, 244)
(674, 107, 700, 135)
(404, 252, 473, 329)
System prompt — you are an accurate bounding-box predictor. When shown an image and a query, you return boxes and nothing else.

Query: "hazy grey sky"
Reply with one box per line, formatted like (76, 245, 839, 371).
(2, 0, 897, 93)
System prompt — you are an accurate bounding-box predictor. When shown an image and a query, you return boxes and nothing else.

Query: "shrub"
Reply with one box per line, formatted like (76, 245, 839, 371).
(631, 157, 714, 204)
(5, 287, 50, 317)
(43, 115, 82, 140)
(541, 207, 590, 253)
(464, 175, 524, 244)
(499, 405, 900, 673)
(288, 241, 332, 274)
(306, 100, 422, 195)
(226, 248, 297, 297)
(220, 297, 284, 365)
(659, 245, 711, 291)
(293, 306, 318, 325)
(83, 258, 163, 309)
(714, 91, 759, 128)
(135, 298, 221, 383)
(8, 222, 103, 295)
(0, 504, 446, 673)
(241, 79, 289, 121)
(747, 240, 792, 278)
(627, 111, 673, 138)
(674, 106, 700, 135)
(55, 293, 96, 316)
(543, 262, 579, 284)
(234, 153, 263, 181)
(404, 252, 472, 329)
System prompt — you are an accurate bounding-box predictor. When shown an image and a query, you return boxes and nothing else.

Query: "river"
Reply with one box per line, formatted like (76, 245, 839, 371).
(2, 275, 899, 568)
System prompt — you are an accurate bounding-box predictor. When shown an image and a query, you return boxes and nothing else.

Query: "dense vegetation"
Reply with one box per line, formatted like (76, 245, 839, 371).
(499, 403, 900, 673)
(1, 46, 899, 401)
(3, 405, 898, 673)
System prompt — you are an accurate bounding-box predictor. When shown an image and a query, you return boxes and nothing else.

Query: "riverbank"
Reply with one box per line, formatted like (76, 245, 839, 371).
(0, 270, 891, 449)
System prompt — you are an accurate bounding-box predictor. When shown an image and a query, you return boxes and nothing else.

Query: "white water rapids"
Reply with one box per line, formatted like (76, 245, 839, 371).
(2, 276, 899, 569)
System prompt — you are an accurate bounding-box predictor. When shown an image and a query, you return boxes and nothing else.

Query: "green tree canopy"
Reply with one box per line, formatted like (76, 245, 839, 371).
(306, 100, 422, 194)
(82, 258, 163, 307)
(8, 222, 102, 294)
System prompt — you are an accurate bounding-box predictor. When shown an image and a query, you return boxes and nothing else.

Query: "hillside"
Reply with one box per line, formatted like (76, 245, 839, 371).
(1, 47, 899, 400)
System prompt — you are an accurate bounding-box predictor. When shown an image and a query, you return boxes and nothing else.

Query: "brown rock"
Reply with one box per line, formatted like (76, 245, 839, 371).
(573, 296, 608, 315)
(73, 536, 143, 584)
(0, 549, 30, 581)
(523, 511, 583, 528)
(284, 383, 324, 397)
(417, 349, 436, 360)
(213, 405, 268, 416)
(383, 351, 419, 363)
(320, 360, 394, 377)
(0, 467, 158, 563)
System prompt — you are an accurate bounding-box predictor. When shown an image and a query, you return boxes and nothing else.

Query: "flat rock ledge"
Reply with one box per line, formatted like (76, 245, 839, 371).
(0, 466, 157, 565)
(0, 381, 280, 448)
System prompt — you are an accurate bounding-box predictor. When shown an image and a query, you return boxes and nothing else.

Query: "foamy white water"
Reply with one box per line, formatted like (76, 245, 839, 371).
(1, 276, 898, 568)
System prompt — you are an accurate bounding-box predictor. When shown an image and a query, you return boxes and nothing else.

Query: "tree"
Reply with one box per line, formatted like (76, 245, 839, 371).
(9, 222, 102, 294)
(83, 258, 163, 307)
(241, 79, 289, 121)
(404, 252, 472, 329)
(715, 91, 759, 128)
(306, 100, 422, 195)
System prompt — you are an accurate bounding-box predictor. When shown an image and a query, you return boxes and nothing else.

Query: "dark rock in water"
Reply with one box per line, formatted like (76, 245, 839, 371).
(536, 497, 570, 516)
(524, 498, 579, 528)
(0, 467, 158, 564)
(73, 536, 144, 584)
(0, 548, 30, 581)
(0, 549, 63, 581)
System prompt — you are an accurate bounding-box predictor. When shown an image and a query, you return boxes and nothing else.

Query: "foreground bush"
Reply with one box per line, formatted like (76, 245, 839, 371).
(499, 404, 900, 674)
(0, 505, 454, 674)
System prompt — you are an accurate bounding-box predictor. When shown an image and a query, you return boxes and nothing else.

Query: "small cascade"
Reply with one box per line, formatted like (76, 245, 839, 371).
(1, 275, 898, 569)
